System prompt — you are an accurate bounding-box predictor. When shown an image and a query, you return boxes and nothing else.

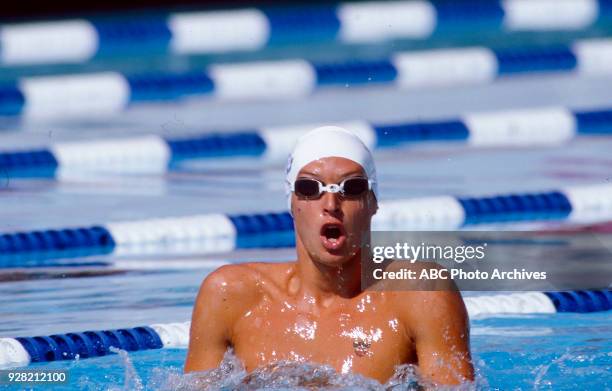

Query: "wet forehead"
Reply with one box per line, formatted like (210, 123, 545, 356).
(297, 157, 366, 182)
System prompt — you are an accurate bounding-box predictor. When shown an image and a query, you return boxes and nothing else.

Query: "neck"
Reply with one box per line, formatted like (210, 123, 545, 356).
(292, 237, 365, 302)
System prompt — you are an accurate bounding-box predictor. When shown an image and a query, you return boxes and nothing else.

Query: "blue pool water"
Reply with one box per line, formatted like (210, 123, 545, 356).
(9, 270, 612, 390)
(2, 128, 611, 389)
(19, 308, 612, 390)
(2, 10, 612, 390)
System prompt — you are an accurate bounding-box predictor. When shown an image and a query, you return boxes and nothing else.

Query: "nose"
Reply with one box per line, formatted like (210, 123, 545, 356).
(321, 190, 342, 216)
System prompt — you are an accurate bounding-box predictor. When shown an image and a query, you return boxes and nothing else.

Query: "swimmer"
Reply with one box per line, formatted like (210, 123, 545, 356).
(185, 126, 474, 386)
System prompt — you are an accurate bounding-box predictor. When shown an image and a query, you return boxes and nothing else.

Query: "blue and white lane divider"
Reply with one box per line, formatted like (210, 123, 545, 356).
(1, 184, 612, 267)
(0, 289, 610, 368)
(0, 0, 608, 67)
(3, 107, 612, 178)
(3, 37, 612, 120)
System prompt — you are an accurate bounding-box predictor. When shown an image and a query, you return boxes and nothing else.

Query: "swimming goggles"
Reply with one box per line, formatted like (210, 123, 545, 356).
(291, 177, 373, 199)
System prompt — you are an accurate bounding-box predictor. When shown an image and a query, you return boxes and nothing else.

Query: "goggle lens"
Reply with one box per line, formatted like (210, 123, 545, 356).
(294, 179, 321, 198)
(342, 178, 369, 196)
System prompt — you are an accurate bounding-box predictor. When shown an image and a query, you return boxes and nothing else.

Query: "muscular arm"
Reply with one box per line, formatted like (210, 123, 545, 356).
(410, 289, 474, 386)
(184, 265, 258, 372)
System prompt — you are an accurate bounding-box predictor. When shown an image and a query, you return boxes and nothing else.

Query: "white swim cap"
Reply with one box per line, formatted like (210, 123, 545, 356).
(285, 125, 378, 211)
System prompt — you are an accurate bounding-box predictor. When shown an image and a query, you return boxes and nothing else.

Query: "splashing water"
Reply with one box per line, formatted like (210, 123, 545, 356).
(151, 349, 248, 390)
(89, 348, 483, 391)
(74, 346, 145, 391)
(105, 347, 143, 391)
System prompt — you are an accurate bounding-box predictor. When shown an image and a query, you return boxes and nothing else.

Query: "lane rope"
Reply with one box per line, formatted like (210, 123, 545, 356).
(1, 289, 609, 368)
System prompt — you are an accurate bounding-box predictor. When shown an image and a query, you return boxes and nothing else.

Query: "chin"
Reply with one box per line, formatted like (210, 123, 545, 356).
(315, 248, 357, 267)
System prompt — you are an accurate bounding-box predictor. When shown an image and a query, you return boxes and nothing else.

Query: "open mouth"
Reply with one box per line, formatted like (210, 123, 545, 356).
(320, 223, 346, 251)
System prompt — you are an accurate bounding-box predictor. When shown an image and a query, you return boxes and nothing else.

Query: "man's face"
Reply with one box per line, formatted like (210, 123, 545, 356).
(291, 157, 378, 267)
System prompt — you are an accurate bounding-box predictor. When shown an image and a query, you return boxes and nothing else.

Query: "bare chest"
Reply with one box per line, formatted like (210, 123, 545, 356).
(231, 299, 415, 381)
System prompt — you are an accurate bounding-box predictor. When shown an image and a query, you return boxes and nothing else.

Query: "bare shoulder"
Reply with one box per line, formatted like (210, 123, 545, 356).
(401, 290, 467, 324)
(195, 262, 293, 313)
(197, 263, 262, 303)
(384, 262, 468, 329)
(191, 263, 274, 341)
(186, 262, 296, 372)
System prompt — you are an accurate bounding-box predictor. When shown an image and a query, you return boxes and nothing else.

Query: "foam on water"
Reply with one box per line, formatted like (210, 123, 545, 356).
(79, 348, 488, 391)
(43, 310, 612, 390)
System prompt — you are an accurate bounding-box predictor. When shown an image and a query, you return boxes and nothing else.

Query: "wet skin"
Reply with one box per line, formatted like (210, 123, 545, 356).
(185, 157, 474, 385)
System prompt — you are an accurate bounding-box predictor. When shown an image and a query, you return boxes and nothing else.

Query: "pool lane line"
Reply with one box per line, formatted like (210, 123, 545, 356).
(2, 37, 612, 121)
(1, 184, 611, 266)
(2, 106, 612, 179)
(0, 259, 229, 282)
(0, 268, 126, 282)
(1, 0, 609, 67)
(0, 289, 609, 368)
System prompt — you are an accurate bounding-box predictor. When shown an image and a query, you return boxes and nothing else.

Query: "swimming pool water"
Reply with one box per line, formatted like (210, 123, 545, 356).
(3, 99, 612, 390)
(2, 13, 612, 390)
(13, 270, 611, 390)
